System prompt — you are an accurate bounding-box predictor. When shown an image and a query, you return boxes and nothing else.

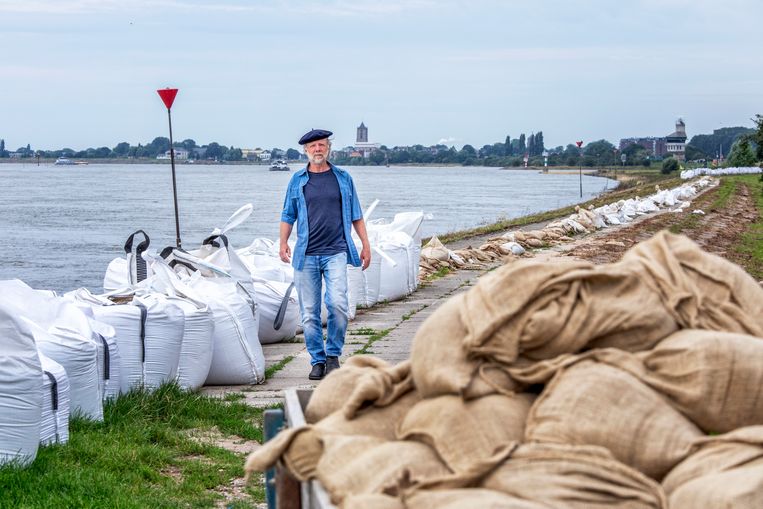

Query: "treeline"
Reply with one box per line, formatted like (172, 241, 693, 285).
(0, 137, 301, 162)
(335, 131, 651, 168)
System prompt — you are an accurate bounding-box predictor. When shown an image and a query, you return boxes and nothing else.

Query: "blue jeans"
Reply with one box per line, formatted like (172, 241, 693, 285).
(294, 252, 349, 366)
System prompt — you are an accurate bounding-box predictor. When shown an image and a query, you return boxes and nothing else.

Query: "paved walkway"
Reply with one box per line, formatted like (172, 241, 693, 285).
(200, 255, 500, 407)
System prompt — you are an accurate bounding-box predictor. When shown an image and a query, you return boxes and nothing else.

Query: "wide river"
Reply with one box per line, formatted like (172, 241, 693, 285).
(0, 162, 615, 293)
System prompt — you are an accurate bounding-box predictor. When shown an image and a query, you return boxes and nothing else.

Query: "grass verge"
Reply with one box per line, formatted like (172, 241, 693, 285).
(0, 384, 265, 508)
(735, 175, 763, 279)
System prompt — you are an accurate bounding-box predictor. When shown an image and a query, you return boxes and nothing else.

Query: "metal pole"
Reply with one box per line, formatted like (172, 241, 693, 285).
(167, 108, 182, 248)
(579, 163, 582, 198)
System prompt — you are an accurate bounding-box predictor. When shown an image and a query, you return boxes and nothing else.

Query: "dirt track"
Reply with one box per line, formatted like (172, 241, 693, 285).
(560, 179, 760, 270)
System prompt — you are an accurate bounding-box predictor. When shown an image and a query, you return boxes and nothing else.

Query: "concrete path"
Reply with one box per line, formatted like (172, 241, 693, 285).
(200, 261, 498, 408)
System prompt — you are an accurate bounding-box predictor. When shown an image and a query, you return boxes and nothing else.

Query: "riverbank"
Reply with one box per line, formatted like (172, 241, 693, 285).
(3, 171, 760, 508)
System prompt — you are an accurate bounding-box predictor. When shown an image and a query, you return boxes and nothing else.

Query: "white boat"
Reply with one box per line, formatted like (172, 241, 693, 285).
(54, 157, 75, 166)
(269, 160, 290, 171)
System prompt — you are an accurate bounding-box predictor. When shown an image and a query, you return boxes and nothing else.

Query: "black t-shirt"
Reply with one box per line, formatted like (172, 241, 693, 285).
(304, 170, 347, 256)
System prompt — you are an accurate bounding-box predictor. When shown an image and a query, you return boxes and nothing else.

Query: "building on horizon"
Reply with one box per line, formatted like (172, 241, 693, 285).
(353, 121, 380, 158)
(665, 118, 687, 161)
(356, 122, 368, 143)
(618, 118, 687, 160)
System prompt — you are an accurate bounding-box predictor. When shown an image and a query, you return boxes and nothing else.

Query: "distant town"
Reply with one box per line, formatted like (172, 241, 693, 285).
(1, 118, 760, 170)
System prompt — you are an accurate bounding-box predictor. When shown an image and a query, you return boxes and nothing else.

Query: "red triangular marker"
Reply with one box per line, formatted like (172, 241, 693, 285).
(157, 88, 178, 109)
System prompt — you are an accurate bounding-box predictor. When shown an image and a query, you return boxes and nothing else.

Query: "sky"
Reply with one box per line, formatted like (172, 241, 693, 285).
(1, 0, 762, 152)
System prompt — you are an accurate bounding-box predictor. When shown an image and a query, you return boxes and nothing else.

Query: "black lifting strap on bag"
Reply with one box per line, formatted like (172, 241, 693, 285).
(44, 371, 59, 411)
(273, 282, 295, 331)
(133, 301, 148, 363)
(98, 334, 110, 381)
(202, 234, 229, 249)
(160, 246, 197, 272)
(123, 230, 150, 282)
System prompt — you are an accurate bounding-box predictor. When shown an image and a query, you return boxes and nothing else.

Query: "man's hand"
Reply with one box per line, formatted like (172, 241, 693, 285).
(360, 244, 371, 270)
(279, 242, 291, 264)
(279, 221, 293, 264)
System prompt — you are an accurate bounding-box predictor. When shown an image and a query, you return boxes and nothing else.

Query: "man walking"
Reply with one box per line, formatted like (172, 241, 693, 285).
(279, 129, 371, 380)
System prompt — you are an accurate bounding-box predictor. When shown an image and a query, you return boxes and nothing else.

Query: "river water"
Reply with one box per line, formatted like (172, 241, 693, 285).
(0, 162, 615, 292)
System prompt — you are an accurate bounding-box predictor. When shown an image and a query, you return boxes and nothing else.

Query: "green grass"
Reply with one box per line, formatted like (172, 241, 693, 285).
(352, 328, 392, 356)
(734, 175, 763, 279)
(0, 384, 265, 508)
(401, 304, 428, 322)
(264, 354, 296, 379)
(710, 178, 737, 210)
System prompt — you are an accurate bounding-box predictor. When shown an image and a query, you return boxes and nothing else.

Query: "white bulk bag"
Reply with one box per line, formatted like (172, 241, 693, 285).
(0, 281, 104, 420)
(254, 280, 299, 344)
(0, 303, 42, 466)
(134, 294, 184, 390)
(190, 277, 265, 385)
(69, 288, 184, 392)
(376, 232, 413, 303)
(69, 299, 122, 402)
(237, 238, 294, 283)
(381, 211, 425, 292)
(165, 296, 214, 390)
(38, 352, 70, 446)
(346, 265, 362, 320)
(355, 253, 382, 308)
(26, 320, 103, 421)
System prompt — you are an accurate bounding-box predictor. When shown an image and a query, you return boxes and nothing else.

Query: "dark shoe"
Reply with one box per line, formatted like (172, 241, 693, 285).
(325, 356, 340, 376)
(308, 363, 325, 380)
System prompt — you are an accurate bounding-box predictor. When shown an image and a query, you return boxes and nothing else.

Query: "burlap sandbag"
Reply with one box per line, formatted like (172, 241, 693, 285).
(305, 355, 392, 423)
(339, 489, 548, 509)
(621, 231, 763, 336)
(340, 493, 404, 509)
(662, 426, 763, 508)
(635, 329, 763, 433)
(244, 390, 420, 482)
(404, 488, 549, 509)
(410, 293, 520, 399)
(317, 438, 450, 505)
(481, 443, 668, 508)
(397, 393, 534, 473)
(525, 360, 702, 479)
(306, 357, 414, 422)
(459, 256, 678, 364)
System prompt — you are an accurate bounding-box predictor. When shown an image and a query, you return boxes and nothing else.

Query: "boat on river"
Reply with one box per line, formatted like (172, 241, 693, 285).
(54, 157, 75, 166)
(269, 160, 290, 171)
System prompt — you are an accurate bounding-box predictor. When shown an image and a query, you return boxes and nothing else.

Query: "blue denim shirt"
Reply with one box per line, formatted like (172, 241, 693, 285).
(281, 163, 364, 270)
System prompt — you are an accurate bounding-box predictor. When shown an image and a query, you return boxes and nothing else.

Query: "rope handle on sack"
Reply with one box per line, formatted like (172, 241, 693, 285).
(124, 230, 151, 283)
(273, 282, 295, 331)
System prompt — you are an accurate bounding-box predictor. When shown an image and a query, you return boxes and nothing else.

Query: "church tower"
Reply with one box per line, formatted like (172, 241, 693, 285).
(356, 122, 368, 143)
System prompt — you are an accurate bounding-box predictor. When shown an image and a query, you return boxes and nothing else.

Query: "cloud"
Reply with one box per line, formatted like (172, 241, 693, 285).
(437, 137, 459, 145)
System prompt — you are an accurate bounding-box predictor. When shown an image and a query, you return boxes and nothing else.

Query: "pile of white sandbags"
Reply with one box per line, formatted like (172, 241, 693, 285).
(681, 166, 761, 179)
(350, 204, 426, 309)
(0, 280, 112, 422)
(422, 177, 718, 276)
(65, 288, 187, 392)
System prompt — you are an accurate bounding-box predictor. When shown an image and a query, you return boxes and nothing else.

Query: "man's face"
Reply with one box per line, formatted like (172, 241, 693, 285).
(305, 139, 329, 165)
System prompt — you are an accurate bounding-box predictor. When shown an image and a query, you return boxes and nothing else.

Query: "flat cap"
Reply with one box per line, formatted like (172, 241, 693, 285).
(298, 128, 333, 145)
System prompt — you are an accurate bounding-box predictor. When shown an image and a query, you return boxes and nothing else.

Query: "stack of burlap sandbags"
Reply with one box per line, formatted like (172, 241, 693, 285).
(246, 231, 763, 508)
